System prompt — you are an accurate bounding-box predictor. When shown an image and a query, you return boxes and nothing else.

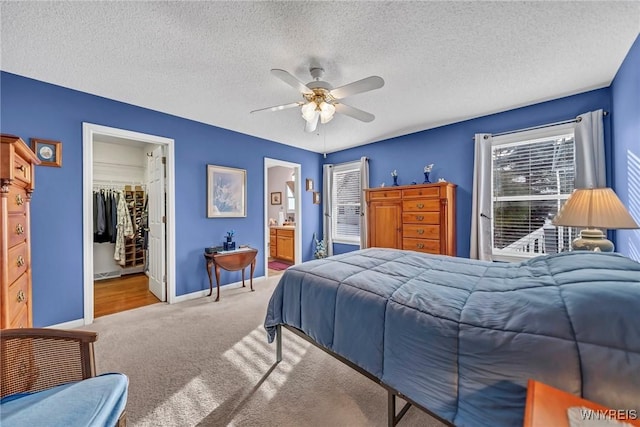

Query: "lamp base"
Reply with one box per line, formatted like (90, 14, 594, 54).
(571, 229, 614, 252)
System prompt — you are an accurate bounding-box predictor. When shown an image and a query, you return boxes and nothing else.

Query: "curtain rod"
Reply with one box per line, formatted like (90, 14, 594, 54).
(474, 110, 608, 140)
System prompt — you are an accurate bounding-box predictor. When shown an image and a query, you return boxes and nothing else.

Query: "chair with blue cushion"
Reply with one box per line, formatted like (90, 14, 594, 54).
(1, 328, 128, 427)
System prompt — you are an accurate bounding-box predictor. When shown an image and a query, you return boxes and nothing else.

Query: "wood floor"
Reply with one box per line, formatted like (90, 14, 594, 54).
(94, 273, 161, 318)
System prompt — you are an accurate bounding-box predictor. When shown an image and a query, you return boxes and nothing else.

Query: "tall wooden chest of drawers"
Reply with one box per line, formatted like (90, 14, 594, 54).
(365, 182, 456, 256)
(1, 135, 40, 329)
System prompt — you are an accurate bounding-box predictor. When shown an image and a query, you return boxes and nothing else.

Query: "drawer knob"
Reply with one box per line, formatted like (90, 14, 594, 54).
(417, 203, 424, 209)
(416, 215, 424, 221)
(416, 243, 425, 249)
(417, 229, 425, 235)
(16, 164, 26, 173)
(16, 194, 24, 206)
(17, 255, 25, 267)
(17, 289, 26, 303)
(16, 224, 24, 235)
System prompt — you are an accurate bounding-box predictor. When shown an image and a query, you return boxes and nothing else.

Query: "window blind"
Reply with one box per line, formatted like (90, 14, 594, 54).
(332, 164, 361, 241)
(492, 133, 575, 254)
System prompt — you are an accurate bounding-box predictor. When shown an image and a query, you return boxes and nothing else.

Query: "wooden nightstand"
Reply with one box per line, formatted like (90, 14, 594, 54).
(524, 379, 640, 427)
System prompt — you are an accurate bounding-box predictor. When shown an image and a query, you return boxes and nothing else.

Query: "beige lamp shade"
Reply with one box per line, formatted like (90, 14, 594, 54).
(553, 188, 639, 229)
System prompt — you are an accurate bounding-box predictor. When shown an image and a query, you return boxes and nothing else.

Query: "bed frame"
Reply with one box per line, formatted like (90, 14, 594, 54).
(274, 324, 454, 427)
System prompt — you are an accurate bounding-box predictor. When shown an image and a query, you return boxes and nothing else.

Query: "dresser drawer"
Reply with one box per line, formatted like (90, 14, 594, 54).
(7, 242, 28, 284)
(7, 213, 28, 249)
(270, 228, 277, 236)
(402, 212, 440, 225)
(403, 224, 440, 239)
(403, 238, 441, 254)
(7, 273, 29, 326)
(7, 186, 28, 214)
(13, 154, 32, 186)
(367, 189, 401, 200)
(402, 186, 440, 198)
(402, 199, 440, 212)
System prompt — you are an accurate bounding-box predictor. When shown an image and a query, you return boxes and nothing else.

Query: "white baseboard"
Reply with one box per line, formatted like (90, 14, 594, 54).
(47, 318, 87, 329)
(173, 275, 267, 303)
(42, 275, 267, 328)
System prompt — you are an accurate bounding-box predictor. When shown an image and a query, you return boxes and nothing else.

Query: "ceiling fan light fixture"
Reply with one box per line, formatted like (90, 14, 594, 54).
(301, 101, 317, 121)
(319, 102, 335, 124)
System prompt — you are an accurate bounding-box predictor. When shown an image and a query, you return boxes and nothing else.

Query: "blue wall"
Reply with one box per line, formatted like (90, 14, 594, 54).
(3, 34, 638, 327)
(611, 34, 640, 262)
(1, 72, 323, 327)
(326, 89, 613, 258)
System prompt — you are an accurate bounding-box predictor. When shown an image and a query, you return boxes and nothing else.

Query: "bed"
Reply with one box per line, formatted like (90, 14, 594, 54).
(264, 248, 640, 426)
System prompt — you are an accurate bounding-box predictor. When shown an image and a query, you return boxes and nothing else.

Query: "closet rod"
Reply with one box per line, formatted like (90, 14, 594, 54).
(473, 111, 608, 140)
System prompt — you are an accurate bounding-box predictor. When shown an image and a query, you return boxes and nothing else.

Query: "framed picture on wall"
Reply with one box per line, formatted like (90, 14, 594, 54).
(271, 192, 282, 205)
(305, 178, 314, 192)
(207, 165, 247, 218)
(313, 191, 321, 204)
(31, 138, 62, 167)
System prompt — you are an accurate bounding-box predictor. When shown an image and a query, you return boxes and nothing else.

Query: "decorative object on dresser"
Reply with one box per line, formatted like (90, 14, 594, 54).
(207, 164, 247, 218)
(365, 182, 456, 256)
(423, 163, 434, 183)
(391, 169, 399, 186)
(30, 138, 62, 167)
(1, 134, 40, 329)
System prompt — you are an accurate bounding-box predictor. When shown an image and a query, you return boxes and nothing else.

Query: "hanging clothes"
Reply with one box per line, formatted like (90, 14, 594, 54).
(93, 190, 112, 243)
(110, 191, 118, 244)
(114, 191, 134, 265)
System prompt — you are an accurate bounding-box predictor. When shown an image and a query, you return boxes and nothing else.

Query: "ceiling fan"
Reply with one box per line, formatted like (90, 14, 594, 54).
(251, 67, 385, 132)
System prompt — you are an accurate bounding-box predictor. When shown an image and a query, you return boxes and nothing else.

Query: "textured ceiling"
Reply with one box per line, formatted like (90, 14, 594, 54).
(1, 2, 639, 154)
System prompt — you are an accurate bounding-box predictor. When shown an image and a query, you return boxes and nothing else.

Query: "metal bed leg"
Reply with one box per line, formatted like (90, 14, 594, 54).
(388, 390, 396, 426)
(388, 390, 412, 426)
(276, 324, 282, 363)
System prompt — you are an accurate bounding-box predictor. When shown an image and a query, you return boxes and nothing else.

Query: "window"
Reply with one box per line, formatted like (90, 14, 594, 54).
(491, 124, 578, 260)
(331, 161, 361, 244)
(286, 180, 295, 212)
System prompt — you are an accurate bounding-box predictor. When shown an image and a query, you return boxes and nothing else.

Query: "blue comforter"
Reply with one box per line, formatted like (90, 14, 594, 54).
(264, 249, 640, 426)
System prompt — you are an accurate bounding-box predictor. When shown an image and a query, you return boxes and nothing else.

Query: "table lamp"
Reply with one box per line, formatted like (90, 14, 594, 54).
(553, 187, 639, 252)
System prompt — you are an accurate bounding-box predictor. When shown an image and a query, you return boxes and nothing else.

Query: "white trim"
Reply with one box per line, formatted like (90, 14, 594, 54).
(264, 158, 302, 278)
(491, 123, 576, 146)
(82, 123, 177, 326)
(173, 276, 267, 303)
(47, 318, 86, 330)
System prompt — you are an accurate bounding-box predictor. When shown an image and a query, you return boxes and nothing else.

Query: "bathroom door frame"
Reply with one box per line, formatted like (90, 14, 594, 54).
(264, 157, 302, 278)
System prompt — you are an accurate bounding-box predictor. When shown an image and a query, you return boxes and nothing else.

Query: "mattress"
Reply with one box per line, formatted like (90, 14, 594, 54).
(264, 248, 640, 426)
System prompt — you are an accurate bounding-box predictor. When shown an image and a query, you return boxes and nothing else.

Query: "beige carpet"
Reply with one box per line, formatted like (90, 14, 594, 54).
(82, 276, 446, 427)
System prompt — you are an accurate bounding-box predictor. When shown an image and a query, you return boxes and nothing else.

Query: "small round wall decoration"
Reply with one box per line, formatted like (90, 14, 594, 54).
(31, 138, 62, 167)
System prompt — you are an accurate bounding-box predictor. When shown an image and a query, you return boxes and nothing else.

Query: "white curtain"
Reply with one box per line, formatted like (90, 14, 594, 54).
(359, 156, 369, 249)
(470, 133, 493, 261)
(322, 163, 334, 257)
(574, 109, 606, 189)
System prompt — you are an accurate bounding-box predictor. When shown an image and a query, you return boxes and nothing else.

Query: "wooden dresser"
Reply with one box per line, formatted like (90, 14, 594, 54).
(1, 135, 40, 329)
(365, 182, 456, 256)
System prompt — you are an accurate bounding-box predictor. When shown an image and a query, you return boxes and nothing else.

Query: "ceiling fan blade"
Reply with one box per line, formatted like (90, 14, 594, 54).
(334, 103, 375, 122)
(304, 112, 319, 132)
(271, 69, 314, 95)
(330, 76, 384, 99)
(250, 102, 303, 114)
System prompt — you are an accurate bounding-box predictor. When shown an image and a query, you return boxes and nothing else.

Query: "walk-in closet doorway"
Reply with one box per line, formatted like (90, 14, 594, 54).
(82, 123, 176, 325)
